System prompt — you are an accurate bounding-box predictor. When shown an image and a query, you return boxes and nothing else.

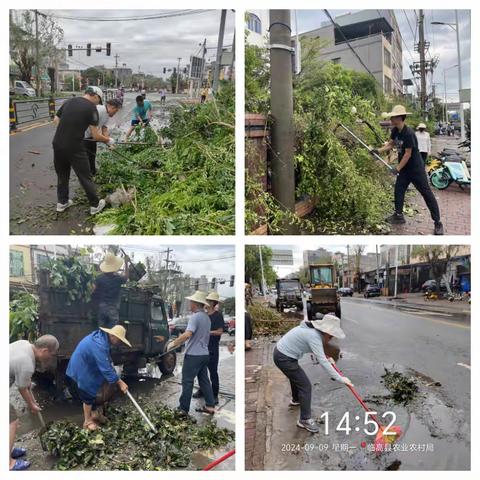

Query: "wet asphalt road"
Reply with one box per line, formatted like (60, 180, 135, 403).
(10, 92, 184, 235)
(12, 338, 235, 471)
(259, 298, 470, 470)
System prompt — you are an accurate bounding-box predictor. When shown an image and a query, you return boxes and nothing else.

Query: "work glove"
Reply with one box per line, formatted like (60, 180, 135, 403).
(340, 376, 354, 387)
(107, 138, 116, 146)
(166, 340, 177, 352)
(327, 357, 336, 365)
(389, 165, 399, 176)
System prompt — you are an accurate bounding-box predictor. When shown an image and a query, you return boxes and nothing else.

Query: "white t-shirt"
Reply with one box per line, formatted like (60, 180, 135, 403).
(415, 131, 431, 154)
(85, 105, 110, 139)
(10, 340, 36, 389)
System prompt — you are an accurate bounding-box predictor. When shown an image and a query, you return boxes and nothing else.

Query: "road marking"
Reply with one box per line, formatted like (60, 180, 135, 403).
(10, 120, 52, 135)
(457, 363, 471, 370)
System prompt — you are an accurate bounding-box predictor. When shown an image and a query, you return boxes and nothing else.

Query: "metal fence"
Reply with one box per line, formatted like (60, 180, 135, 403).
(10, 97, 69, 130)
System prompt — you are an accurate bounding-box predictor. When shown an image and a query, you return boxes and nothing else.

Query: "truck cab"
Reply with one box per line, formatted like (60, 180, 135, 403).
(37, 270, 176, 390)
(275, 278, 303, 312)
(307, 264, 341, 319)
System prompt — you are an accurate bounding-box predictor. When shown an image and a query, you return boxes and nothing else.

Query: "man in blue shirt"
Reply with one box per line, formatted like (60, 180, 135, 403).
(125, 95, 153, 139)
(166, 291, 215, 417)
(66, 325, 131, 430)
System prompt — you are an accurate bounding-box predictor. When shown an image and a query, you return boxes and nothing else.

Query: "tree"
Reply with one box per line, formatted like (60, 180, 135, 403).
(223, 297, 235, 315)
(245, 246, 277, 290)
(10, 10, 63, 93)
(411, 245, 460, 291)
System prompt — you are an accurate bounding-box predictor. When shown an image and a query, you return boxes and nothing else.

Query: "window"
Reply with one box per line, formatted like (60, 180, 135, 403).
(247, 13, 262, 34)
(384, 75, 392, 94)
(10, 250, 24, 277)
(384, 47, 392, 68)
(331, 57, 341, 64)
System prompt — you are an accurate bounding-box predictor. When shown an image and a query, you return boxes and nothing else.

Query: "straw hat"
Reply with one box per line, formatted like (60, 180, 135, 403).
(206, 291, 223, 302)
(185, 290, 209, 306)
(311, 314, 346, 339)
(417, 122, 427, 130)
(100, 252, 123, 273)
(384, 105, 412, 118)
(100, 325, 132, 347)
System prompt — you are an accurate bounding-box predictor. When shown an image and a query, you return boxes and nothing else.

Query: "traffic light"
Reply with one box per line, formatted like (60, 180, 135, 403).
(211, 277, 216, 289)
(68, 44, 73, 57)
(86, 43, 91, 56)
(230, 275, 235, 287)
(106, 42, 111, 56)
(163, 67, 166, 74)
(183, 67, 188, 74)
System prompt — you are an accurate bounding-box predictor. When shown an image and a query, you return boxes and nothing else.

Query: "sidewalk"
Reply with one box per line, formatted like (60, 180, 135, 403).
(390, 136, 470, 235)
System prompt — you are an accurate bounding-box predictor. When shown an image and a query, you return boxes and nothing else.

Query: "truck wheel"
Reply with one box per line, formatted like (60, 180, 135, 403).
(158, 351, 176, 375)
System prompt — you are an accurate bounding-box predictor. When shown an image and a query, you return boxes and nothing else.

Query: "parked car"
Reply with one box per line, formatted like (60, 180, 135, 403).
(11, 80, 36, 97)
(364, 284, 381, 298)
(421, 279, 447, 292)
(338, 287, 353, 297)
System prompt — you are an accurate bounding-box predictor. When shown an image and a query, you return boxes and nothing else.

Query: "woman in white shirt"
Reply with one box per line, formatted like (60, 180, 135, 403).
(416, 123, 431, 164)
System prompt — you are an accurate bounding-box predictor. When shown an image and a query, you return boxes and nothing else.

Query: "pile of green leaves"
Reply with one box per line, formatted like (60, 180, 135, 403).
(46, 257, 96, 304)
(247, 303, 299, 336)
(245, 37, 397, 234)
(41, 403, 234, 471)
(95, 84, 235, 235)
(9, 292, 39, 343)
(381, 368, 419, 405)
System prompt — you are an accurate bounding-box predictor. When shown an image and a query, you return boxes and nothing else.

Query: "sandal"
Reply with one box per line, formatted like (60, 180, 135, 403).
(83, 420, 99, 431)
(10, 459, 31, 471)
(92, 411, 108, 425)
(11, 447, 27, 458)
(195, 406, 216, 415)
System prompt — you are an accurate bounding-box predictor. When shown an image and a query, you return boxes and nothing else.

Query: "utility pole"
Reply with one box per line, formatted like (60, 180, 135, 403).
(258, 245, 266, 298)
(375, 245, 380, 285)
(229, 30, 235, 81)
(270, 10, 296, 234)
(394, 245, 399, 298)
(114, 54, 119, 88)
(455, 10, 465, 141)
(212, 9, 227, 95)
(34, 9, 41, 97)
(346, 245, 351, 289)
(176, 57, 181, 94)
(418, 10, 427, 120)
(200, 38, 207, 95)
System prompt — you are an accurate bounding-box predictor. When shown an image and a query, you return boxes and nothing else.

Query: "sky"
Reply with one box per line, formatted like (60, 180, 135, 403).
(119, 244, 236, 297)
(268, 244, 377, 277)
(293, 9, 471, 103)
(41, 9, 235, 78)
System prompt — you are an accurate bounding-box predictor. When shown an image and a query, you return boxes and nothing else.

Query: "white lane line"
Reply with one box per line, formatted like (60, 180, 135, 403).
(457, 363, 471, 370)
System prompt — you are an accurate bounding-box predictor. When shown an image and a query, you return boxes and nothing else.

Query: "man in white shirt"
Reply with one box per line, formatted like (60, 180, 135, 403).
(416, 123, 431, 164)
(84, 99, 122, 175)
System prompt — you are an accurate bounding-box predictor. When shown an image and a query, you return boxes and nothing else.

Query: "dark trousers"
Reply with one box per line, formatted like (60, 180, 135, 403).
(273, 347, 312, 420)
(84, 139, 98, 175)
(198, 346, 220, 397)
(420, 151, 428, 164)
(53, 146, 99, 207)
(179, 354, 214, 412)
(394, 169, 441, 223)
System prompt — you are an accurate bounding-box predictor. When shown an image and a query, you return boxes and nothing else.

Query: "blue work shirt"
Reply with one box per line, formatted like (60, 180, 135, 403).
(185, 311, 211, 356)
(66, 330, 119, 397)
(131, 100, 152, 121)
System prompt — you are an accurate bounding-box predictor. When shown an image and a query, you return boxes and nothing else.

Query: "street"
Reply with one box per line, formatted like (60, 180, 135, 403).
(10, 92, 185, 235)
(245, 297, 470, 471)
(11, 337, 235, 471)
(389, 135, 470, 235)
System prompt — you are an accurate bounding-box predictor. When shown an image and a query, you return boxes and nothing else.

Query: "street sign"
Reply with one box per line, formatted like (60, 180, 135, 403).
(189, 55, 205, 79)
(271, 249, 294, 266)
(220, 52, 234, 66)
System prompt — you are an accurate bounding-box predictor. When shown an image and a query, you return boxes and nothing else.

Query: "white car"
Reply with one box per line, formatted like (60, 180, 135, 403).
(13, 80, 36, 97)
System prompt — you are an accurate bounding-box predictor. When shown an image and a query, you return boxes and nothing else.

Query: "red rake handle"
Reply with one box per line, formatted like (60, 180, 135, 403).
(202, 449, 235, 471)
(331, 362, 382, 428)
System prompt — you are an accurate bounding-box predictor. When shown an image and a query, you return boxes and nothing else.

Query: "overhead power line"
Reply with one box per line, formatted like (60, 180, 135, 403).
(41, 9, 213, 22)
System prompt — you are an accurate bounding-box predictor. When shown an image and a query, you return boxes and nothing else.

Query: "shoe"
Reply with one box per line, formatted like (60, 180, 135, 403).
(56, 199, 73, 212)
(289, 399, 300, 407)
(10, 459, 31, 471)
(90, 199, 106, 215)
(11, 447, 27, 459)
(192, 390, 204, 399)
(297, 418, 320, 433)
(386, 213, 406, 224)
(214, 396, 219, 405)
(434, 222, 444, 235)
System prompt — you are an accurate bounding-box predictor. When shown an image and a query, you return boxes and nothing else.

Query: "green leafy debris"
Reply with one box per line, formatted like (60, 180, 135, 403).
(381, 368, 419, 405)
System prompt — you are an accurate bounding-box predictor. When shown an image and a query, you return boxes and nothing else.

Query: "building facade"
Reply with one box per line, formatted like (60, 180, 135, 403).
(245, 10, 269, 47)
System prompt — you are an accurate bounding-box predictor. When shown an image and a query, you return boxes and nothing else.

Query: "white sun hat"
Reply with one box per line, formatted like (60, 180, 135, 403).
(384, 105, 412, 118)
(206, 291, 223, 302)
(100, 252, 123, 273)
(185, 290, 209, 306)
(417, 122, 427, 130)
(311, 314, 346, 339)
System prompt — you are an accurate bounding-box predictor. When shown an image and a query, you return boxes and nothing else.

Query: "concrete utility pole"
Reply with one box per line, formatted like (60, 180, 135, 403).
(114, 54, 120, 88)
(176, 57, 181, 94)
(418, 10, 427, 120)
(455, 10, 465, 141)
(375, 245, 380, 285)
(229, 30, 235, 80)
(270, 10, 296, 234)
(34, 9, 41, 97)
(212, 9, 227, 95)
(346, 245, 351, 288)
(258, 245, 266, 297)
(394, 245, 399, 298)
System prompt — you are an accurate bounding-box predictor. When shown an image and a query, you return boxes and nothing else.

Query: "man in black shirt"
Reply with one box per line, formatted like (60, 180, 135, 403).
(192, 291, 224, 404)
(92, 252, 130, 328)
(53, 86, 114, 215)
(374, 105, 443, 235)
